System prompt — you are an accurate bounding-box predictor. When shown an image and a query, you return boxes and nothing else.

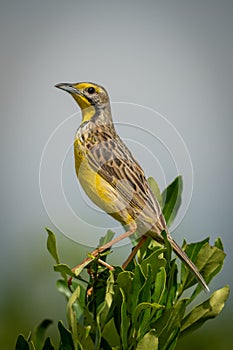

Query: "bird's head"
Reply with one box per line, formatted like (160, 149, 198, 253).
(55, 82, 109, 110)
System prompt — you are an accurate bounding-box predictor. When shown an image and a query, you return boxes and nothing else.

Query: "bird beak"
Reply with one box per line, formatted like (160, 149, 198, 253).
(55, 83, 80, 95)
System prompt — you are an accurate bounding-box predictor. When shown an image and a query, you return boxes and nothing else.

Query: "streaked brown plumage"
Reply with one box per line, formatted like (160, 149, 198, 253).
(55, 81, 209, 291)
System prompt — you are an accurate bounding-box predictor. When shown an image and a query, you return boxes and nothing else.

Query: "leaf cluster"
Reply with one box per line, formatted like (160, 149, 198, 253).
(15, 177, 229, 350)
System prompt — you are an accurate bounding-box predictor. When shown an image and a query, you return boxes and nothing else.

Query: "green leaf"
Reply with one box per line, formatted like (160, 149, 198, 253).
(67, 285, 81, 317)
(162, 176, 183, 227)
(97, 271, 115, 327)
(73, 259, 94, 277)
(179, 238, 209, 293)
(148, 177, 162, 207)
(136, 265, 153, 338)
(102, 318, 121, 348)
(181, 285, 230, 336)
(131, 264, 146, 312)
(54, 264, 75, 277)
(141, 247, 166, 281)
(138, 265, 152, 305)
(165, 260, 178, 309)
(151, 299, 187, 347)
(182, 238, 209, 264)
(133, 302, 164, 326)
(88, 269, 110, 317)
(33, 319, 53, 350)
(214, 237, 224, 250)
(116, 271, 133, 313)
(181, 239, 225, 294)
(76, 324, 94, 350)
(46, 228, 60, 264)
(137, 237, 151, 264)
(162, 327, 180, 350)
(66, 284, 87, 347)
(152, 267, 166, 304)
(161, 230, 172, 265)
(72, 284, 87, 324)
(58, 321, 75, 350)
(95, 302, 106, 350)
(88, 271, 114, 349)
(136, 329, 158, 350)
(120, 288, 129, 350)
(42, 338, 55, 350)
(56, 279, 72, 299)
(98, 229, 115, 247)
(15, 335, 30, 350)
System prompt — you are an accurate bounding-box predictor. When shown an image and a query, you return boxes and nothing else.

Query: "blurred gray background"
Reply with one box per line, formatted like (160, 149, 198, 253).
(0, 1, 232, 349)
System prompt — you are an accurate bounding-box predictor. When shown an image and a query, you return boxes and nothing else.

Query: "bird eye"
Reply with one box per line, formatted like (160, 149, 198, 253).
(87, 87, 95, 94)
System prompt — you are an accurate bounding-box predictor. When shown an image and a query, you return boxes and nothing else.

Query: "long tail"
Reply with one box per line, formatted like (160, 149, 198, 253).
(168, 236, 209, 292)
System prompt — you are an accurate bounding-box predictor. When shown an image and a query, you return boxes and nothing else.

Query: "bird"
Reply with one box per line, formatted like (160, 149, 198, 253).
(55, 81, 209, 291)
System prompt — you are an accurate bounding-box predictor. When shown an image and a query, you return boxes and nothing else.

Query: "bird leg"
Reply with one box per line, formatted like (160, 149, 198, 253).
(97, 258, 115, 270)
(71, 227, 137, 275)
(122, 235, 148, 269)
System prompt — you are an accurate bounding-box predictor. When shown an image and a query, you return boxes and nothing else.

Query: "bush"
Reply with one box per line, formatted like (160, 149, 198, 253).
(15, 177, 229, 350)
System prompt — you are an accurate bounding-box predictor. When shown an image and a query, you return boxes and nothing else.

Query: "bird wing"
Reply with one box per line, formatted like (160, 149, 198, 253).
(85, 131, 162, 225)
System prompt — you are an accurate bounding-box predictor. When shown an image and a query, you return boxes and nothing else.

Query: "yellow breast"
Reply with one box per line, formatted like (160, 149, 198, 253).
(74, 138, 133, 225)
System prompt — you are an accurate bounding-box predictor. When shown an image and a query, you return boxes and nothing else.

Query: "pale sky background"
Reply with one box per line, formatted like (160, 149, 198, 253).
(0, 1, 233, 349)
